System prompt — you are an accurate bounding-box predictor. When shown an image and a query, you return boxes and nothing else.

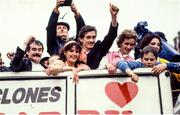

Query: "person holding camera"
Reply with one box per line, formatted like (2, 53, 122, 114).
(46, 0, 85, 56)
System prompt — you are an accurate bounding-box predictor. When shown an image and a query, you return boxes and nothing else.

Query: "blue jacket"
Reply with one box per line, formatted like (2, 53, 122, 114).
(117, 60, 180, 73)
(134, 21, 180, 62)
(117, 60, 144, 72)
(167, 62, 180, 73)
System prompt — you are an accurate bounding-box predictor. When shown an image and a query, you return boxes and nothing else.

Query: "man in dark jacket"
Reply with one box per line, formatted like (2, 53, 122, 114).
(46, 0, 85, 56)
(78, 3, 119, 69)
(10, 36, 44, 71)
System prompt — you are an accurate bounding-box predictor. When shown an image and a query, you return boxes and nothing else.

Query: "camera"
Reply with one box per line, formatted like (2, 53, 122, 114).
(60, 0, 72, 6)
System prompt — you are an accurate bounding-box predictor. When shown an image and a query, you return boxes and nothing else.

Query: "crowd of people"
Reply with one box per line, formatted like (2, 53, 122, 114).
(0, 0, 180, 113)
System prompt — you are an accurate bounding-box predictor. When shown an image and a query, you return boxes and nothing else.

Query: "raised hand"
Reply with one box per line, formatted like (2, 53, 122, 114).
(24, 36, 36, 46)
(70, 2, 80, 17)
(56, 0, 65, 8)
(109, 3, 119, 27)
(54, 0, 66, 13)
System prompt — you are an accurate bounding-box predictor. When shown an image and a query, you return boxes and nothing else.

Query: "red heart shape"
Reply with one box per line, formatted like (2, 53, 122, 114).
(105, 82, 138, 108)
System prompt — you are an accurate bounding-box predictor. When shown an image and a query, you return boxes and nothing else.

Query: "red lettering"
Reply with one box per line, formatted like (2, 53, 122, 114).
(78, 109, 133, 115)
(104, 110, 119, 115)
(19, 112, 27, 115)
(0, 110, 133, 115)
(0, 111, 61, 115)
(78, 110, 100, 115)
(39, 112, 60, 115)
(122, 110, 132, 115)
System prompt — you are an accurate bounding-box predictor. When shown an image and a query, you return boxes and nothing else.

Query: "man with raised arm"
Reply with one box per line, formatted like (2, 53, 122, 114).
(46, 0, 85, 56)
(10, 36, 44, 71)
(78, 3, 119, 69)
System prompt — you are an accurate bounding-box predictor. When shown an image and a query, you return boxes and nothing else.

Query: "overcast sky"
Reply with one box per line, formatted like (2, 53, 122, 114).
(0, 0, 180, 65)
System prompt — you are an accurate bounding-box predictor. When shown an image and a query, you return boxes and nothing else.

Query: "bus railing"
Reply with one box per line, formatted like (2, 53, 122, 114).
(0, 68, 173, 114)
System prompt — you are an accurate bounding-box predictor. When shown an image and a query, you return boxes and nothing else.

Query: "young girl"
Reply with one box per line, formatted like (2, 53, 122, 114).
(117, 46, 159, 82)
(46, 41, 90, 84)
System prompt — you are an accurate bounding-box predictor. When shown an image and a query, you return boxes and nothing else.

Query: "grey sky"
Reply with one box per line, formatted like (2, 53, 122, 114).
(0, 0, 180, 65)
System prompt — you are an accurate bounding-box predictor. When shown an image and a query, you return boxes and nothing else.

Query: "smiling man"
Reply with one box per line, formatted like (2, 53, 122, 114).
(78, 3, 119, 69)
(10, 36, 44, 71)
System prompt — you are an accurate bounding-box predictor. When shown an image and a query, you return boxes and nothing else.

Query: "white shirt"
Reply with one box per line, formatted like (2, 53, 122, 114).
(31, 61, 44, 71)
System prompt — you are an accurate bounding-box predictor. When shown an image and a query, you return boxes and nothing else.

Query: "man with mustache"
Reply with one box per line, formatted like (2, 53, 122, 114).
(47, 0, 85, 56)
(10, 36, 44, 71)
(78, 3, 119, 69)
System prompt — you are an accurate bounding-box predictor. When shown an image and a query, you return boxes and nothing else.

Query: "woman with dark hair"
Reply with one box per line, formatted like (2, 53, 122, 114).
(136, 32, 169, 63)
(139, 32, 162, 54)
(138, 32, 180, 107)
(46, 41, 90, 84)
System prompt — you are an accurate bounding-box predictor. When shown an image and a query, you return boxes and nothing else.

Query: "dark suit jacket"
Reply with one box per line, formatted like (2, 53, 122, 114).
(10, 47, 32, 72)
(87, 24, 118, 69)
